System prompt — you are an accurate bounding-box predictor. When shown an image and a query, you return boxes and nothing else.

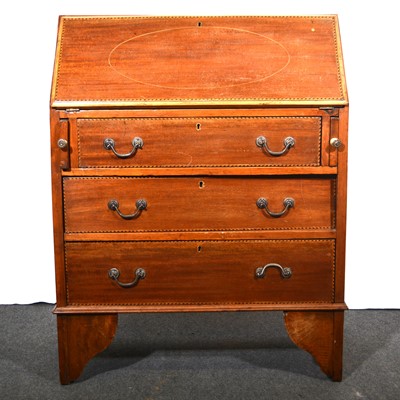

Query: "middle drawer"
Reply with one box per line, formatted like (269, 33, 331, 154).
(63, 177, 335, 233)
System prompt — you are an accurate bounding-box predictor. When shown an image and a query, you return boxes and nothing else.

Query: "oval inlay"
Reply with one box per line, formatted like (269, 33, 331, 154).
(108, 26, 290, 90)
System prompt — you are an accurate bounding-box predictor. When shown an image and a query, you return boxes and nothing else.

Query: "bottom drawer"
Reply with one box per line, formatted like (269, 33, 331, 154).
(65, 240, 335, 306)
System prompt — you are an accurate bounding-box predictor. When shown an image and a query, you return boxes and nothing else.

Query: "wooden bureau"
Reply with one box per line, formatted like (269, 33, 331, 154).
(50, 15, 348, 384)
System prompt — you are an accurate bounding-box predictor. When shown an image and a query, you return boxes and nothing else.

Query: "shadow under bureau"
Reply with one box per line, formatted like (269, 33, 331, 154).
(50, 15, 349, 384)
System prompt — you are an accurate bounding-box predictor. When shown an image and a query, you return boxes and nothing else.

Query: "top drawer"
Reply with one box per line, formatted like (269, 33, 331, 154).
(76, 117, 321, 168)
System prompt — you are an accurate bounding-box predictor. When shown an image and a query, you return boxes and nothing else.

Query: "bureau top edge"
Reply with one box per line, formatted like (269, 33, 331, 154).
(51, 15, 348, 109)
(50, 100, 349, 110)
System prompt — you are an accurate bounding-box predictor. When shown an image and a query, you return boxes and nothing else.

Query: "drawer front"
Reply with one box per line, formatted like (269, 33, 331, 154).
(63, 177, 335, 233)
(77, 117, 321, 167)
(65, 240, 335, 305)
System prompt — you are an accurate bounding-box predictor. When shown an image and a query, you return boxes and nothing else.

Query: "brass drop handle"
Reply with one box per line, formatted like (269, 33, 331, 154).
(108, 267, 146, 288)
(255, 263, 292, 279)
(103, 137, 144, 158)
(256, 136, 295, 156)
(108, 199, 147, 220)
(256, 197, 294, 218)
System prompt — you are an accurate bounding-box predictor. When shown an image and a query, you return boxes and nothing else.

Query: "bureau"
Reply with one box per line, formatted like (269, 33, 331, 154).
(50, 15, 348, 384)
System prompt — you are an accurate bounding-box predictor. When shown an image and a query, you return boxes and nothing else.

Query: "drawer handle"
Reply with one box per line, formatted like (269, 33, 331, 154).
(256, 197, 294, 218)
(255, 263, 292, 279)
(108, 199, 147, 220)
(108, 267, 146, 288)
(256, 136, 295, 156)
(103, 137, 143, 159)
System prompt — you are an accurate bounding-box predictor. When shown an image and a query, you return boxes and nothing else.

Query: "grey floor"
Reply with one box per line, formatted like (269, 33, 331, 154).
(0, 304, 399, 399)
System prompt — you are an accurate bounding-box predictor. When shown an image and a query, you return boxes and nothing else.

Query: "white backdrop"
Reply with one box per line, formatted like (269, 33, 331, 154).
(0, 0, 399, 308)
